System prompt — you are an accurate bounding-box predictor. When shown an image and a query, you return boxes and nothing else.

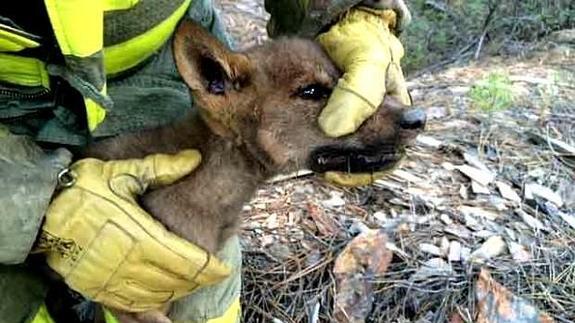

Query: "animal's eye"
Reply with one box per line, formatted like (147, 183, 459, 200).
(296, 84, 331, 100)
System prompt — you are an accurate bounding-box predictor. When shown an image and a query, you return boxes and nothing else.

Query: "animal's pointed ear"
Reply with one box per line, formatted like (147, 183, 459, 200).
(173, 19, 251, 97)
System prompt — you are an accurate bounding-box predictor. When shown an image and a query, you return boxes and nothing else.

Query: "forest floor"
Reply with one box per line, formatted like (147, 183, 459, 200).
(214, 1, 575, 322)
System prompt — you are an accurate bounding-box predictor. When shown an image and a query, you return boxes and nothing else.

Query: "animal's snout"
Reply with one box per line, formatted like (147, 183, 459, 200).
(399, 108, 426, 130)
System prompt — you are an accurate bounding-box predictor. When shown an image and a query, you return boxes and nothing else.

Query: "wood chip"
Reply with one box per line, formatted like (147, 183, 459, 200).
(322, 192, 346, 208)
(471, 181, 491, 194)
(508, 242, 531, 263)
(460, 247, 472, 262)
(455, 165, 496, 186)
(448, 240, 462, 262)
(440, 237, 450, 255)
(463, 152, 491, 172)
(440, 214, 453, 225)
(470, 236, 507, 262)
(267, 169, 312, 183)
(442, 162, 456, 171)
(495, 181, 521, 203)
(373, 211, 387, 223)
(392, 169, 426, 183)
(558, 211, 575, 230)
(419, 243, 443, 256)
(460, 206, 499, 221)
(524, 183, 564, 207)
(459, 184, 469, 199)
(514, 209, 547, 231)
(416, 135, 443, 148)
(412, 258, 454, 281)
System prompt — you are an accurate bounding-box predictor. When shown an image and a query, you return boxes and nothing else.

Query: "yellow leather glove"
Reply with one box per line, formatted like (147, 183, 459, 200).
(317, 7, 411, 187)
(36, 150, 231, 312)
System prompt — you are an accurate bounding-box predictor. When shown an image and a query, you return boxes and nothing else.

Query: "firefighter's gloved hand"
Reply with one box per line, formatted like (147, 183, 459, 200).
(317, 7, 411, 187)
(37, 150, 231, 312)
(317, 7, 411, 137)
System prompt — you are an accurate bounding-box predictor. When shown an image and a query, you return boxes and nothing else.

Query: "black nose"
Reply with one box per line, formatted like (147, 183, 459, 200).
(399, 108, 426, 130)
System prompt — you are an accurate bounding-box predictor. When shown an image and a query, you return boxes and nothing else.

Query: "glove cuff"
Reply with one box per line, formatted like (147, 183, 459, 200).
(352, 7, 399, 32)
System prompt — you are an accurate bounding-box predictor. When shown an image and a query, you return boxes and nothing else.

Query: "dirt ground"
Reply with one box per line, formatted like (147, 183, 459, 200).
(214, 1, 575, 322)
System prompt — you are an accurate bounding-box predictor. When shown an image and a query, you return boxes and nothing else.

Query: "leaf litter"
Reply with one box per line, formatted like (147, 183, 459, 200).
(215, 2, 575, 322)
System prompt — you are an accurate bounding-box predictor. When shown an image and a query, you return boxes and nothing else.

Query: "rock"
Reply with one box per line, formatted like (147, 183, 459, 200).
(455, 165, 496, 186)
(524, 183, 563, 207)
(470, 236, 507, 262)
(495, 181, 521, 203)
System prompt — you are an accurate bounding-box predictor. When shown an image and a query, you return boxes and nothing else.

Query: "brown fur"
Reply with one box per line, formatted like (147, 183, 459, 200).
(83, 19, 423, 322)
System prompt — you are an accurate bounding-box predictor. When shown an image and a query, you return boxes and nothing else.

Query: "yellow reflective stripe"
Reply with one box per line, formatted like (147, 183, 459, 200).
(104, 308, 120, 323)
(30, 304, 56, 323)
(0, 53, 49, 88)
(85, 85, 107, 131)
(104, 0, 191, 75)
(0, 25, 40, 52)
(31, 299, 240, 323)
(103, 0, 140, 11)
(44, 0, 104, 57)
(205, 297, 241, 323)
(103, 298, 240, 323)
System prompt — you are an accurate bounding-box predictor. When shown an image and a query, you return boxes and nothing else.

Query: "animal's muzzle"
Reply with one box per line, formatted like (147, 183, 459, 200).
(309, 146, 404, 173)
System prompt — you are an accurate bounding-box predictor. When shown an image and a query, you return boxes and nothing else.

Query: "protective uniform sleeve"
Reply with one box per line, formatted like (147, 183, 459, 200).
(0, 125, 72, 264)
(264, 0, 363, 37)
(264, 0, 411, 38)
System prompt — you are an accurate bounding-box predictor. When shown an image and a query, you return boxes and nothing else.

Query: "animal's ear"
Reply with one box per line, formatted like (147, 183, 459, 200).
(173, 18, 251, 97)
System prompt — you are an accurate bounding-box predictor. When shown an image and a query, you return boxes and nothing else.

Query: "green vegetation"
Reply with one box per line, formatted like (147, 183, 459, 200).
(468, 72, 514, 113)
(401, 0, 575, 73)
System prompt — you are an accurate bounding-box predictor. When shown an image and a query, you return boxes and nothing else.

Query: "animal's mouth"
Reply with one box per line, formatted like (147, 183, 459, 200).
(309, 146, 405, 173)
